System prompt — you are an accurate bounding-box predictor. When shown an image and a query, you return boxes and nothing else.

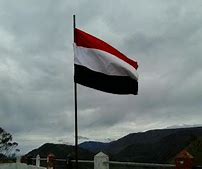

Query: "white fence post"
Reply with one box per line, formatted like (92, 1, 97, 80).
(16, 156, 21, 163)
(36, 154, 40, 167)
(94, 152, 109, 169)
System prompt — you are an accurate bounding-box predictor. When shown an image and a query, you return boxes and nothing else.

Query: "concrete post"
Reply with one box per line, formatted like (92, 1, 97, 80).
(47, 153, 55, 169)
(36, 154, 40, 167)
(16, 156, 21, 163)
(94, 152, 109, 169)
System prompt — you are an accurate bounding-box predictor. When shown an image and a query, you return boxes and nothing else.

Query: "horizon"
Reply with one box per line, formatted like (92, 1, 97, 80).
(19, 124, 202, 155)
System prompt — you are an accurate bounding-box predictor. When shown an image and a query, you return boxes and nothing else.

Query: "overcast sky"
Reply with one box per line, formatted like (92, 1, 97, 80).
(0, 0, 202, 154)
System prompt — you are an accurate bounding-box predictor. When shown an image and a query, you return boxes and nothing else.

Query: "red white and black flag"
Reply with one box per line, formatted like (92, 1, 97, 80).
(74, 28, 139, 95)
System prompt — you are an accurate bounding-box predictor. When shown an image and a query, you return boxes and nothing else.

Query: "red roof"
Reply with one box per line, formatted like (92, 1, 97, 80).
(176, 150, 194, 159)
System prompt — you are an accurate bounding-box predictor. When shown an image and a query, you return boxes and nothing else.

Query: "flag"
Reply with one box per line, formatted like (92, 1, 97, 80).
(74, 28, 138, 95)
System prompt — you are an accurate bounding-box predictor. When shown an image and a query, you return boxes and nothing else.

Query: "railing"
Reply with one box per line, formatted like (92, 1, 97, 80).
(109, 161, 176, 167)
(13, 150, 202, 169)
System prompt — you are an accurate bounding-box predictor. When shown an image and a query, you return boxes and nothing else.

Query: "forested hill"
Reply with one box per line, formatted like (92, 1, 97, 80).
(26, 143, 94, 160)
(79, 127, 202, 164)
(26, 127, 202, 164)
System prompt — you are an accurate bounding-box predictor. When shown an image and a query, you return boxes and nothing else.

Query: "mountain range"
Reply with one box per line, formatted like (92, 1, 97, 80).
(26, 126, 202, 165)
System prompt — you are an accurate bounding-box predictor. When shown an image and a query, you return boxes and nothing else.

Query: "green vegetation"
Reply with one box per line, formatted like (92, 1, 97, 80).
(0, 127, 19, 162)
(26, 143, 94, 160)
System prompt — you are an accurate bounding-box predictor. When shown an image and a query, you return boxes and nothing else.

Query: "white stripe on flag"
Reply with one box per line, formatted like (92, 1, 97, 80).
(74, 44, 138, 80)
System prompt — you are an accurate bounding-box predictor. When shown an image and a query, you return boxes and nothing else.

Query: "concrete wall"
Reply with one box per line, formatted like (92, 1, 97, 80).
(0, 163, 46, 169)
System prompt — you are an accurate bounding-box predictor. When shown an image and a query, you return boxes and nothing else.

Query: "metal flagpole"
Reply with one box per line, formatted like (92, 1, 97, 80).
(73, 14, 78, 169)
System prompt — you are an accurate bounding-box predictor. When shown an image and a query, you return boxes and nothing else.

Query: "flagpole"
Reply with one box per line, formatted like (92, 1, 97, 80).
(73, 14, 78, 169)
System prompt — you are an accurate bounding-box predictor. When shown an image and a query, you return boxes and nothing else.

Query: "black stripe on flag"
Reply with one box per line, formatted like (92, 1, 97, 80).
(74, 64, 138, 95)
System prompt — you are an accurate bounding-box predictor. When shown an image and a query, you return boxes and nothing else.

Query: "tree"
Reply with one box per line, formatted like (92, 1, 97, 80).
(0, 127, 18, 157)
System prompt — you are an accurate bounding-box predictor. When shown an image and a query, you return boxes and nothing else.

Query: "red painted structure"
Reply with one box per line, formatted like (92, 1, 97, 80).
(175, 150, 194, 169)
(47, 153, 55, 169)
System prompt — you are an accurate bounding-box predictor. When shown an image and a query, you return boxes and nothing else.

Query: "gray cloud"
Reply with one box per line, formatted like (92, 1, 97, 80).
(0, 0, 202, 154)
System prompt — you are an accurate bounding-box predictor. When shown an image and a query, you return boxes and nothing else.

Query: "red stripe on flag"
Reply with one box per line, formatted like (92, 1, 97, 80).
(75, 28, 138, 70)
